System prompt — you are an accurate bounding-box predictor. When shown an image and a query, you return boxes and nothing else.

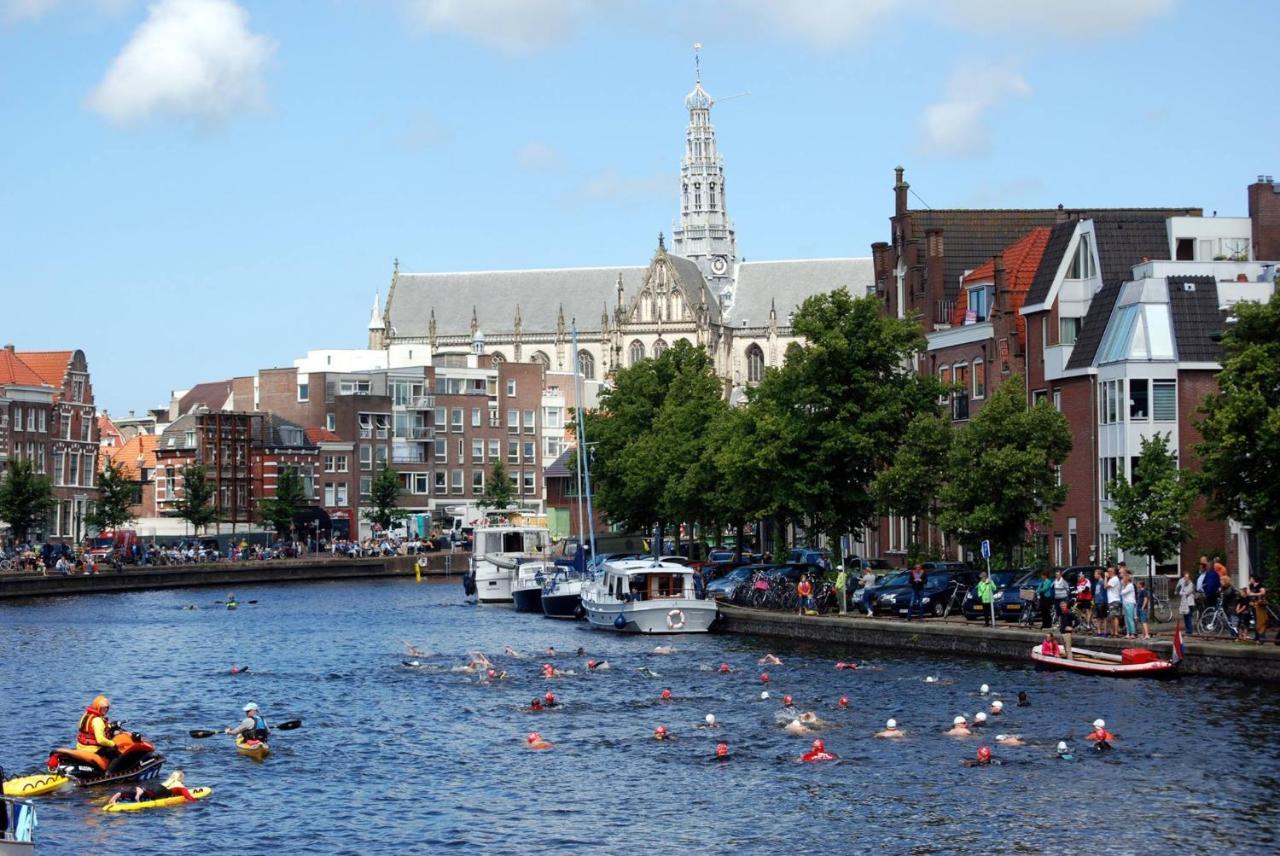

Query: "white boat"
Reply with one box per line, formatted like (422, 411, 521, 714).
(580, 558, 718, 634)
(541, 565, 590, 620)
(512, 561, 556, 613)
(472, 524, 551, 604)
(1, 798, 35, 854)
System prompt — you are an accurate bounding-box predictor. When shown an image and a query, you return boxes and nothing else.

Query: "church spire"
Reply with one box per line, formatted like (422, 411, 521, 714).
(671, 43, 737, 307)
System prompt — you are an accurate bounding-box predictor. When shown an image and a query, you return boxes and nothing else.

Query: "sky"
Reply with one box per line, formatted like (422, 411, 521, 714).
(2, 0, 1277, 416)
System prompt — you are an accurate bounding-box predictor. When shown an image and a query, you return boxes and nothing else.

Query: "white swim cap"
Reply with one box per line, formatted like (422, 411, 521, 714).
(790, 719, 802, 728)
(705, 714, 716, 726)
(995, 734, 1006, 741)
(953, 715, 966, 725)
(1057, 741, 1069, 753)
(980, 684, 989, 694)
(760, 691, 770, 700)
(975, 712, 987, 723)
(886, 719, 897, 729)
(925, 676, 937, 683)
(1093, 718, 1105, 728)
(992, 700, 1003, 710)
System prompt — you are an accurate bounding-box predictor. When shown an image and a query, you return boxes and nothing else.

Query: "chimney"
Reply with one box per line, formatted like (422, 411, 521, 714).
(894, 166, 908, 216)
(1248, 174, 1280, 262)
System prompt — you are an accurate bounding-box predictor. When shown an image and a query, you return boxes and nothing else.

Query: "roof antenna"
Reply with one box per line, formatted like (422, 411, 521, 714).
(693, 42, 702, 82)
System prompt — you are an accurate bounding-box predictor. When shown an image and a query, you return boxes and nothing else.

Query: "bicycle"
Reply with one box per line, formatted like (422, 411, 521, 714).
(941, 584, 969, 619)
(1196, 602, 1237, 638)
(1071, 600, 1096, 634)
(1149, 591, 1174, 624)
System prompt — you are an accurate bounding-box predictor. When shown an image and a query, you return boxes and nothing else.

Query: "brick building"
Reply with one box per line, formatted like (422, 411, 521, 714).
(154, 410, 260, 529)
(100, 432, 159, 520)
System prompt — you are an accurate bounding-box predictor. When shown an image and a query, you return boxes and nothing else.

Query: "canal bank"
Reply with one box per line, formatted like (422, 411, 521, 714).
(0, 552, 470, 600)
(717, 603, 1280, 683)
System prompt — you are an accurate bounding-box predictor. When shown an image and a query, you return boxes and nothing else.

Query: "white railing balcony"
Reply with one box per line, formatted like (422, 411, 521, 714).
(392, 449, 426, 463)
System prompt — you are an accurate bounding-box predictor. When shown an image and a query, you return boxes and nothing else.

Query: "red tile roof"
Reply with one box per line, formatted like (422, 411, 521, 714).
(951, 227, 1052, 344)
(101, 433, 158, 480)
(98, 414, 124, 445)
(14, 350, 73, 388)
(0, 346, 47, 387)
(305, 427, 342, 443)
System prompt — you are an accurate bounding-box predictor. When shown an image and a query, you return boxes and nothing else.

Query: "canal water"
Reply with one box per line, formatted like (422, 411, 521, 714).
(1, 578, 1277, 854)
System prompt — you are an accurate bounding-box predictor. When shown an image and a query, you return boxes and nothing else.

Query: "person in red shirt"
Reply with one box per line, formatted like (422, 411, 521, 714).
(796, 575, 814, 616)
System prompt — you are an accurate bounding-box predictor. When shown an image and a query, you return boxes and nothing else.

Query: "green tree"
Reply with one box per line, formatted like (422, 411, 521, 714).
(362, 463, 407, 533)
(258, 464, 309, 538)
(173, 463, 219, 534)
(872, 412, 952, 563)
(87, 458, 136, 533)
(1198, 289, 1280, 583)
(478, 459, 516, 517)
(0, 457, 56, 543)
(1107, 433, 1197, 576)
(937, 377, 1072, 564)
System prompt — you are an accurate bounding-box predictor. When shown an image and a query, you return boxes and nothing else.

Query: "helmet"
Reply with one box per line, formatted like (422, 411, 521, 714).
(975, 712, 987, 723)
(953, 715, 966, 726)
(811, 739, 825, 752)
(783, 695, 793, 706)
(1093, 718, 1105, 729)
(1057, 741, 1069, 753)
(243, 702, 258, 712)
(705, 714, 716, 726)
(979, 684, 989, 694)
(977, 746, 992, 762)
(886, 719, 897, 729)
(92, 695, 111, 710)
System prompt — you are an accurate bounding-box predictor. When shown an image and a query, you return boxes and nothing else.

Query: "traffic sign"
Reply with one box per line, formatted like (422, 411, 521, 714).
(980, 540, 991, 560)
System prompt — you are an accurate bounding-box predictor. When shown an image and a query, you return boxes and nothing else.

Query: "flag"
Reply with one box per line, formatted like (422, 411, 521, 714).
(1171, 626, 1184, 665)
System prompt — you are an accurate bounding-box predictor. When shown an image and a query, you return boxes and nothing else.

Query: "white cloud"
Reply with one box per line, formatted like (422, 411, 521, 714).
(568, 169, 671, 205)
(917, 64, 1031, 158)
(86, 0, 274, 124)
(936, 0, 1176, 39)
(516, 140, 560, 170)
(727, 0, 906, 49)
(402, 0, 596, 55)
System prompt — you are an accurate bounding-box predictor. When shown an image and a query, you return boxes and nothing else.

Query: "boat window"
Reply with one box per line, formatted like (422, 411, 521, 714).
(524, 531, 548, 552)
(501, 531, 524, 552)
(483, 533, 503, 554)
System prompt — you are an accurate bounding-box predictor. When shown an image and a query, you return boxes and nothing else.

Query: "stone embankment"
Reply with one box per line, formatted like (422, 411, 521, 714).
(717, 603, 1280, 684)
(0, 551, 470, 600)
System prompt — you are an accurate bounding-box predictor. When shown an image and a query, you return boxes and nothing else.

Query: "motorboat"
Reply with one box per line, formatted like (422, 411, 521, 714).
(541, 565, 590, 620)
(580, 558, 718, 634)
(512, 561, 555, 613)
(1, 797, 34, 854)
(1029, 643, 1177, 677)
(472, 524, 551, 604)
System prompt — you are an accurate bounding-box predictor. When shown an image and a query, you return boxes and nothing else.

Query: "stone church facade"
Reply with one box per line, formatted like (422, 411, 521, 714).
(370, 74, 872, 397)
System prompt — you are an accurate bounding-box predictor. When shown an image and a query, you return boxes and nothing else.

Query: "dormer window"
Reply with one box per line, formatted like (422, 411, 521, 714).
(967, 284, 992, 323)
(1067, 233, 1097, 279)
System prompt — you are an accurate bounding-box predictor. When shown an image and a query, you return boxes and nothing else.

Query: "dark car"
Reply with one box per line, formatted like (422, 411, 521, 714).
(874, 569, 980, 618)
(849, 557, 896, 573)
(960, 570, 1022, 621)
(787, 548, 832, 569)
(858, 569, 909, 606)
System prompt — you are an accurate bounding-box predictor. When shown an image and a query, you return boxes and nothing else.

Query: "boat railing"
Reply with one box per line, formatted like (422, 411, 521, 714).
(1, 797, 36, 844)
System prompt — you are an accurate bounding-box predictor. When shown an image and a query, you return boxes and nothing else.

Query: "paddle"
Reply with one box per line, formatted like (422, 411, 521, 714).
(189, 719, 302, 738)
(214, 600, 258, 605)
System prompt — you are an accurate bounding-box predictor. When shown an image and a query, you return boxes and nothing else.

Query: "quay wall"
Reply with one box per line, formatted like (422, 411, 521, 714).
(716, 604, 1280, 684)
(0, 552, 471, 600)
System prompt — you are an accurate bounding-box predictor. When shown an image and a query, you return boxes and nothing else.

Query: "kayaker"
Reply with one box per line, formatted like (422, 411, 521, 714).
(104, 771, 195, 807)
(76, 695, 119, 764)
(225, 702, 270, 741)
(800, 738, 836, 762)
(875, 719, 904, 738)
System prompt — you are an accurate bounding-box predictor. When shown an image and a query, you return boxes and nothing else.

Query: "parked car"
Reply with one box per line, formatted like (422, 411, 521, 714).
(960, 570, 1022, 621)
(858, 569, 910, 606)
(787, 548, 832, 568)
(849, 557, 896, 572)
(706, 564, 761, 601)
(873, 569, 980, 618)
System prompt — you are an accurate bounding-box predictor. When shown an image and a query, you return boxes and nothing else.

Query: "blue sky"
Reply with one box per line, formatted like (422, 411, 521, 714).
(2, 0, 1276, 415)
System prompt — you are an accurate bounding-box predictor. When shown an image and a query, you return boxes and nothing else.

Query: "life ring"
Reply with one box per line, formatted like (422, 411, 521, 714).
(666, 609, 686, 630)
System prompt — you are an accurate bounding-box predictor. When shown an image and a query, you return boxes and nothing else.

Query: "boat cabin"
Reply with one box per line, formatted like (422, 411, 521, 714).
(475, 526, 549, 557)
(603, 561, 694, 602)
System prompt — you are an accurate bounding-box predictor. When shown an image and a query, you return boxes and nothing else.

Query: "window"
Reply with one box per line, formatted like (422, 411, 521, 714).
(72, 379, 84, 402)
(938, 366, 951, 403)
(450, 408, 463, 432)
(1053, 390, 1061, 412)
(394, 412, 411, 439)
(324, 455, 336, 472)
(488, 439, 500, 461)
(506, 379, 517, 397)
(972, 359, 986, 399)
(523, 409, 535, 434)
(1152, 380, 1176, 422)
(507, 409, 519, 434)
(694, 182, 702, 208)
(1101, 457, 1123, 501)
(1129, 378, 1149, 421)
(545, 437, 564, 458)
(1067, 233, 1097, 279)
(456, 438, 464, 464)
(434, 438, 446, 462)
(297, 382, 309, 402)
(451, 470, 464, 495)
(435, 471, 447, 495)
(682, 182, 688, 210)
(27, 409, 36, 431)
(523, 471, 536, 495)
(543, 407, 562, 429)
(375, 446, 388, 468)
(39, 410, 47, 433)
(360, 445, 372, 470)
(1059, 317, 1082, 345)
(324, 482, 336, 505)
(1033, 389, 1048, 406)
(472, 470, 485, 493)
(523, 440, 535, 462)
(629, 340, 645, 366)
(360, 476, 371, 498)
(339, 379, 371, 395)
(652, 339, 668, 358)
(68, 451, 80, 485)
(1055, 465, 1063, 486)
(952, 364, 969, 421)
(746, 344, 764, 383)
(966, 285, 992, 322)
(1099, 379, 1123, 425)
(578, 350, 595, 380)
(414, 473, 429, 494)
(326, 413, 336, 431)
(508, 440, 520, 463)
(472, 439, 484, 461)
(52, 451, 64, 486)
(336, 483, 348, 505)
(1054, 534, 1064, 566)
(1175, 237, 1194, 261)
(433, 407, 446, 428)
(471, 407, 481, 427)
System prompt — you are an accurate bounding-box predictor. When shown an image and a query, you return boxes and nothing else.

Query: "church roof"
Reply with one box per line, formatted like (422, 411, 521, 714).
(727, 258, 875, 327)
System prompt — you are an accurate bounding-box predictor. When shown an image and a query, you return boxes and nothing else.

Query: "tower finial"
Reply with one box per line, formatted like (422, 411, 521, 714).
(693, 42, 702, 82)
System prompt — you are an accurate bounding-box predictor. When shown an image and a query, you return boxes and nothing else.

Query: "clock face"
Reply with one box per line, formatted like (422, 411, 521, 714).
(711, 256, 728, 275)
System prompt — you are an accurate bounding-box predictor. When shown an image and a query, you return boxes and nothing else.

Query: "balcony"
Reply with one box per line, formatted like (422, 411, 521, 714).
(408, 427, 433, 440)
(409, 395, 435, 408)
(935, 299, 954, 327)
(392, 449, 427, 463)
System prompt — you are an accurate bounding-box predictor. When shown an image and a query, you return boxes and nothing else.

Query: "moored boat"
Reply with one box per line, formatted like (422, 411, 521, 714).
(541, 565, 589, 619)
(581, 558, 717, 634)
(0, 798, 35, 854)
(1029, 644, 1177, 677)
(512, 561, 554, 613)
(472, 524, 551, 604)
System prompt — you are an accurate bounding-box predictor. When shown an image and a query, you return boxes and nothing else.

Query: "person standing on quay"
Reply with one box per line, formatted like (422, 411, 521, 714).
(1037, 570, 1055, 629)
(1201, 556, 1221, 610)
(1176, 570, 1196, 635)
(1120, 571, 1137, 639)
(907, 564, 927, 621)
(1246, 575, 1268, 643)
(1105, 567, 1123, 638)
(796, 574, 813, 617)
(834, 565, 848, 615)
(1093, 569, 1108, 636)
(1135, 579, 1152, 640)
(1052, 568, 1070, 615)
(860, 565, 876, 617)
(976, 571, 996, 626)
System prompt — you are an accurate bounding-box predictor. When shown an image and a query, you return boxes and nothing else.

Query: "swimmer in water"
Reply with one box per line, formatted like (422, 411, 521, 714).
(404, 642, 427, 658)
(637, 666, 661, 678)
(800, 739, 837, 762)
(654, 724, 672, 741)
(660, 688, 673, 701)
(972, 712, 988, 728)
(758, 654, 782, 666)
(545, 646, 557, 658)
(526, 732, 553, 750)
(230, 665, 249, 674)
(1055, 741, 1073, 761)
(995, 734, 1024, 747)
(835, 661, 859, 671)
(946, 715, 972, 737)
(962, 746, 997, 767)
(876, 719, 904, 738)
(759, 691, 770, 701)
(718, 663, 732, 674)
(1093, 739, 1113, 753)
(781, 694, 794, 708)
(528, 698, 544, 712)
(1017, 691, 1030, 707)
(703, 714, 718, 729)
(714, 742, 729, 760)
(838, 696, 849, 708)
(468, 651, 493, 671)
(925, 676, 940, 684)
(543, 691, 557, 707)
(587, 659, 610, 670)
(503, 646, 524, 658)
(784, 718, 811, 736)
(542, 663, 560, 678)
(989, 700, 1004, 716)
(575, 647, 585, 657)
(653, 645, 677, 655)
(760, 672, 770, 683)
(799, 711, 823, 727)
(979, 683, 990, 695)
(485, 668, 509, 682)
(1085, 718, 1115, 742)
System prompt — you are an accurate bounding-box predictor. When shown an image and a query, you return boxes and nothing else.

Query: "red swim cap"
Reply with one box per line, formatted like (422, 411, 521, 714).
(527, 732, 541, 743)
(588, 660, 597, 668)
(487, 669, 497, 678)
(977, 746, 992, 762)
(544, 691, 555, 704)
(760, 672, 769, 683)
(719, 663, 730, 673)
(811, 739, 824, 752)
(660, 688, 672, 700)
(715, 742, 729, 757)
(839, 696, 849, 707)
(655, 725, 668, 737)
(783, 695, 793, 706)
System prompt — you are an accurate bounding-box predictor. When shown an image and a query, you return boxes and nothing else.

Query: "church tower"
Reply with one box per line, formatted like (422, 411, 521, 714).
(671, 46, 737, 306)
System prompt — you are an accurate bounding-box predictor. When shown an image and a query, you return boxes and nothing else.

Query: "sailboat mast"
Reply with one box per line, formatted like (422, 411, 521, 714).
(571, 323, 598, 560)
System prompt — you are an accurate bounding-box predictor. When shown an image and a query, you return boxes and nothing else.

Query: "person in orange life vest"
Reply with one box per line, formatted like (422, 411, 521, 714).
(76, 695, 119, 764)
(796, 575, 814, 615)
(1040, 634, 1064, 657)
(1085, 718, 1115, 741)
(801, 738, 836, 762)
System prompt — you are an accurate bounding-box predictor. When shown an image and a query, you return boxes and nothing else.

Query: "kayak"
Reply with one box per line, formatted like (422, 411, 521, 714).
(3, 772, 71, 797)
(103, 786, 212, 813)
(1029, 644, 1177, 677)
(226, 602, 238, 610)
(235, 737, 269, 760)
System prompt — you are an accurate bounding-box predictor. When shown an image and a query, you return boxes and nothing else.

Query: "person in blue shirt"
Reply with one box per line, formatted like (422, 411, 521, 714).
(1092, 569, 1108, 637)
(1202, 560, 1221, 608)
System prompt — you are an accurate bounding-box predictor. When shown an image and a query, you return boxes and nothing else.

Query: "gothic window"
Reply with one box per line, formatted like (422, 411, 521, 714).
(746, 344, 765, 383)
(629, 340, 645, 366)
(682, 183, 688, 211)
(530, 351, 550, 368)
(491, 353, 505, 368)
(652, 339, 669, 358)
(577, 350, 595, 380)
(694, 183, 701, 209)
(709, 183, 716, 208)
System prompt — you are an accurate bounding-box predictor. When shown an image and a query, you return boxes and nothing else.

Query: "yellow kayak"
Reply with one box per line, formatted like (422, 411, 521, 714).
(2, 772, 71, 797)
(235, 736, 269, 760)
(103, 786, 213, 813)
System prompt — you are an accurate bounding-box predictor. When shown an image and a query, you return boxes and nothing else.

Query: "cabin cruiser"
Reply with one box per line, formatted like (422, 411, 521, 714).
(580, 558, 717, 634)
(511, 561, 556, 613)
(472, 524, 551, 604)
(541, 564, 591, 619)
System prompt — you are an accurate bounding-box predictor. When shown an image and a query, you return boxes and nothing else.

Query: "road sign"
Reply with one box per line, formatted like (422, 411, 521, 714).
(980, 540, 991, 560)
